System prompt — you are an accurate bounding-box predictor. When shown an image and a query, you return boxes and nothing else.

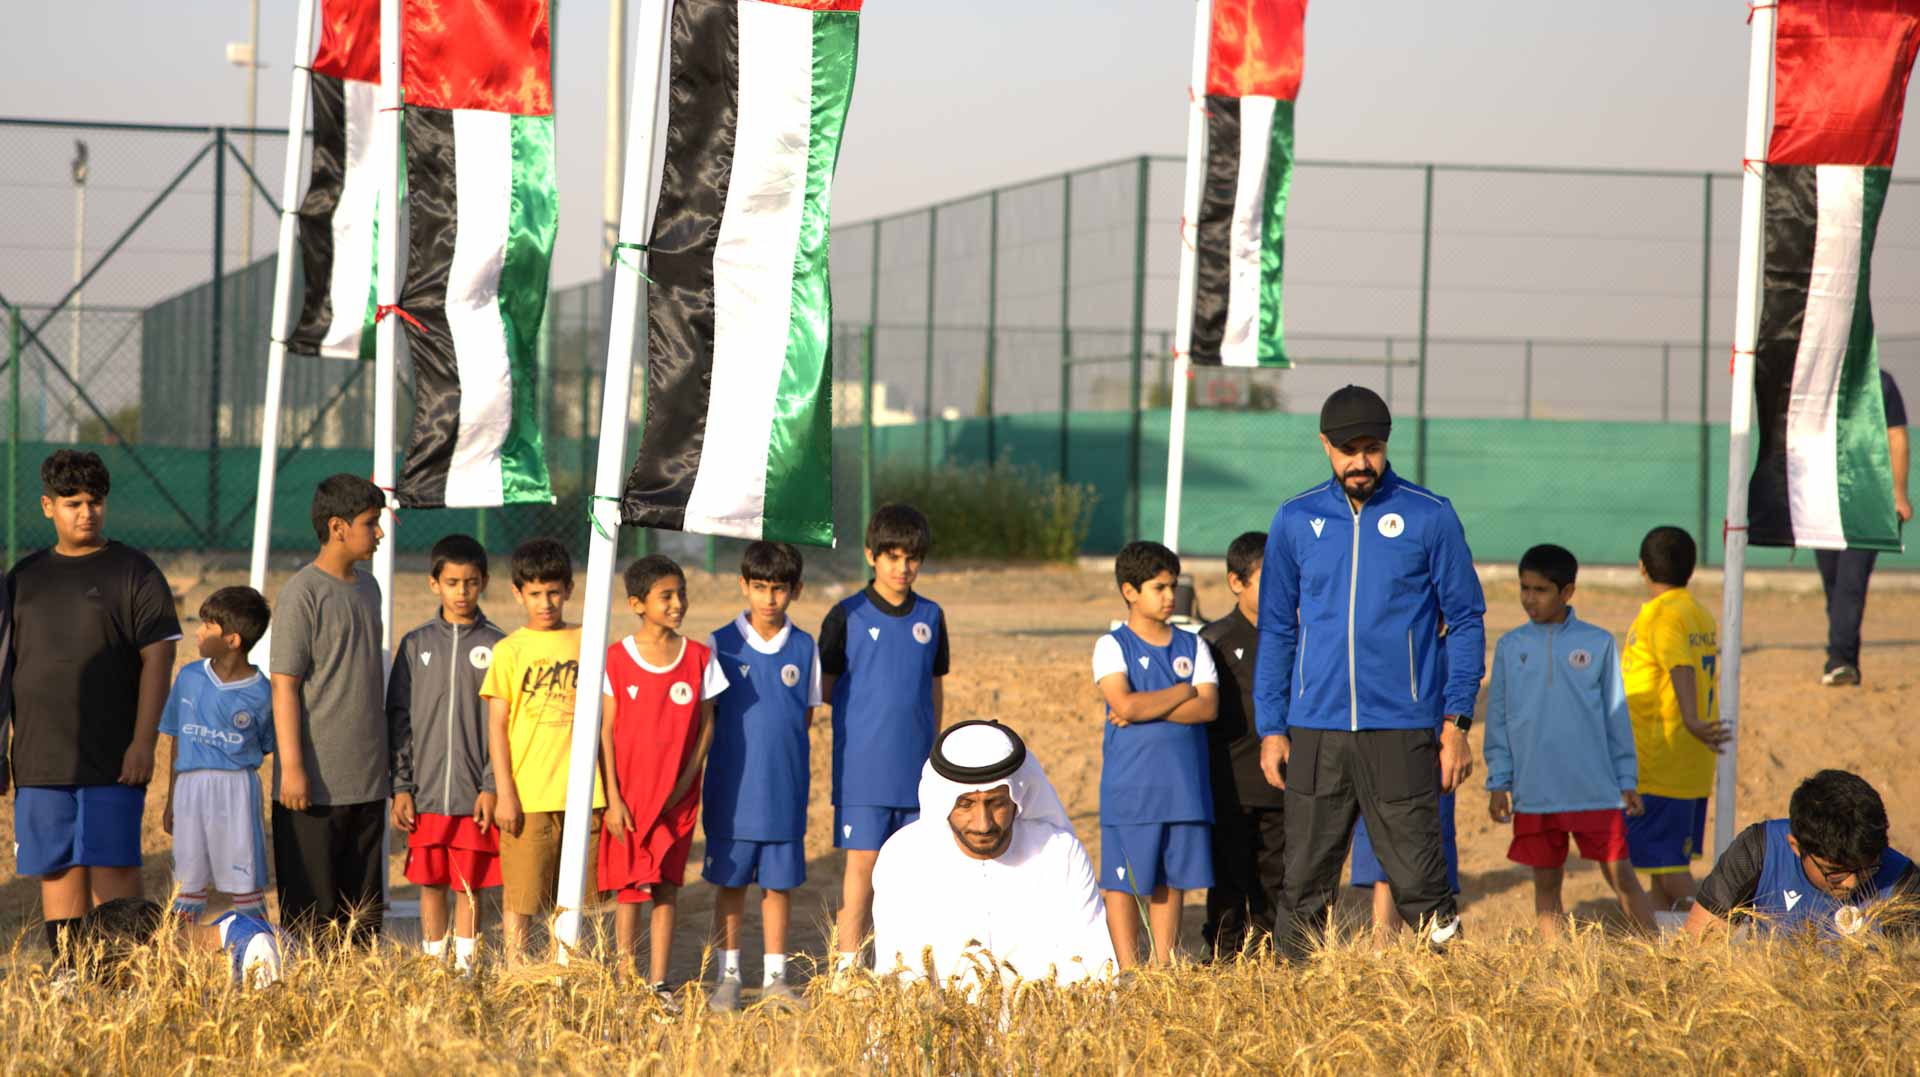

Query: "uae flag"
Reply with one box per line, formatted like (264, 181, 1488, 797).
(289, 0, 382, 360)
(1748, 0, 1918, 551)
(1185, 0, 1306, 367)
(621, 0, 861, 546)
(394, 0, 558, 508)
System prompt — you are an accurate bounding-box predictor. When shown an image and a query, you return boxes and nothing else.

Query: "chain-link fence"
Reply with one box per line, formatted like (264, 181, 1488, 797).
(5, 117, 1918, 569)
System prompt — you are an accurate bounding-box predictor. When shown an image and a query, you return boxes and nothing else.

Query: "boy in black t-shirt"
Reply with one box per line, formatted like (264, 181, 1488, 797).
(1198, 531, 1283, 957)
(2, 450, 181, 968)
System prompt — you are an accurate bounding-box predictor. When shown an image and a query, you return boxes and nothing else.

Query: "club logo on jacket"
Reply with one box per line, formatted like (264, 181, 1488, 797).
(627, 684, 639, 700)
(912, 622, 933, 645)
(1173, 655, 1194, 679)
(231, 710, 254, 730)
(1310, 518, 1326, 538)
(670, 681, 695, 706)
(421, 652, 433, 667)
(868, 626, 881, 641)
(1568, 649, 1592, 670)
(781, 664, 801, 687)
(1783, 889, 1802, 911)
(1378, 513, 1405, 538)
(739, 663, 752, 679)
(1234, 648, 1245, 661)
(469, 646, 492, 670)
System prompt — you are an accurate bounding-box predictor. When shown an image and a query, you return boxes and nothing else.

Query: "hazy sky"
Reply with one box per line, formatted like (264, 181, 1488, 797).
(11, 0, 1915, 294)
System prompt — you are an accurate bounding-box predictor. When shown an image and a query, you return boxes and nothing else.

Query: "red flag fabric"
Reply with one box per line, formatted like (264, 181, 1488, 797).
(1769, 0, 1920, 167)
(1206, 0, 1307, 100)
(402, 0, 553, 115)
(312, 0, 380, 83)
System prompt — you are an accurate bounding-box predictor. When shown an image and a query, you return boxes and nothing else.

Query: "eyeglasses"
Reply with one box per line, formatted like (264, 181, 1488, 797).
(1801, 850, 1878, 891)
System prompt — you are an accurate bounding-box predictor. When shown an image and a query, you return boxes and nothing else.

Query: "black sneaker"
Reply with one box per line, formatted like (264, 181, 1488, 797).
(1822, 664, 1861, 686)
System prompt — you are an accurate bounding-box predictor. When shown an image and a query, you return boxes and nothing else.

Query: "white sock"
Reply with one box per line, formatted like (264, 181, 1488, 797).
(423, 936, 449, 958)
(719, 949, 742, 982)
(834, 950, 859, 972)
(763, 953, 787, 987)
(453, 935, 477, 970)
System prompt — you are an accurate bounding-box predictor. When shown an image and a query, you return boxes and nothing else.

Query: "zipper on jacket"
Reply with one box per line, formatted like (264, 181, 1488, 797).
(444, 621, 458, 811)
(1407, 629, 1419, 702)
(1297, 625, 1308, 697)
(1347, 497, 1363, 732)
(1545, 620, 1556, 696)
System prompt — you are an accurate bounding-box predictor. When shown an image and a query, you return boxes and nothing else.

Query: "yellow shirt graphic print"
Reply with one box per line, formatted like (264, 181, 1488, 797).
(480, 626, 604, 813)
(1622, 589, 1719, 800)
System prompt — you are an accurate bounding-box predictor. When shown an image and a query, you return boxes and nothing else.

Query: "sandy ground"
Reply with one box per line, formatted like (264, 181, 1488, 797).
(3, 558, 1917, 981)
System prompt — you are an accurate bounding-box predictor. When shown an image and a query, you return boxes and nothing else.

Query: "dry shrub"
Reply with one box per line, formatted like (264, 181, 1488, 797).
(4, 924, 1918, 1074)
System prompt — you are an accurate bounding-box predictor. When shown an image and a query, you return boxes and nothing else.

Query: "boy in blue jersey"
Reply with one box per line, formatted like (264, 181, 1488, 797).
(1484, 545, 1656, 937)
(703, 541, 824, 1009)
(1094, 541, 1218, 968)
(161, 586, 275, 923)
(1687, 769, 1918, 940)
(820, 503, 949, 971)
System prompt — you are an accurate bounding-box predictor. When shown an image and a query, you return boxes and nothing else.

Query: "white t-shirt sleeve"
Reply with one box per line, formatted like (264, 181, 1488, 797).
(601, 672, 614, 698)
(702, 653, 730, 700)
(807, 651, 824, 708)
(1191, 639, 1219, 687)
(1091, 634, 1128, 683)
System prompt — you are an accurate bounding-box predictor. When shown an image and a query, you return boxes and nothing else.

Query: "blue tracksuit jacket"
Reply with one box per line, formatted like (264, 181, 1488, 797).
(1481, 609, 1637, 814)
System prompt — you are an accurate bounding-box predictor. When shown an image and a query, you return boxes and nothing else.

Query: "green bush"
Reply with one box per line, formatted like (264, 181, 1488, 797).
(875, 457, 1095, 563)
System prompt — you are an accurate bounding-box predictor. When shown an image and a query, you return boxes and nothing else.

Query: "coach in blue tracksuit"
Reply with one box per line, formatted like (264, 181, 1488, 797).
(1254, 385, 1487, 958)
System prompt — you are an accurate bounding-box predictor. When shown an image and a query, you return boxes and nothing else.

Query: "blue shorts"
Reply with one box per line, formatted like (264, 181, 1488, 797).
(14, 783, 147, 877)
(1350, 791, 1460, 893)
(834, 804, 918, 851)
(1100, 822, 1213, 893)
(702, 837, 806, 890)
(1626, 794, 1708, 873)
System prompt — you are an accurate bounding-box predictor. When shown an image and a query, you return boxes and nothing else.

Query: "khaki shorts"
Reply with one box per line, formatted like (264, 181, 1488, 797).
(498, 810, 601, 917)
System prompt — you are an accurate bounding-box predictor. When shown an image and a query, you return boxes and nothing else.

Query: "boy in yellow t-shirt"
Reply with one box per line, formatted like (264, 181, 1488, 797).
(1621, 526, 1730, 911)
(482, 539, 604, 964)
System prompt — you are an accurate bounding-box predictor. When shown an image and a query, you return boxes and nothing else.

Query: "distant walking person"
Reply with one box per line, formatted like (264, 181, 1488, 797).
(1817, 370, 1909, 687)
(1253, 386, 1487, 958)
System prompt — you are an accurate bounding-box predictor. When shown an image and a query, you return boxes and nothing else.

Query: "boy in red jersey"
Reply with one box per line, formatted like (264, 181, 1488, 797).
(599, 555, 728, 1000)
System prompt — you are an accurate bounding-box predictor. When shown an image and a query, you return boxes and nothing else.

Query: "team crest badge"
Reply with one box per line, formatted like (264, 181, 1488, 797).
(912, 622, 933, 645)
(232, 711, 253, 730)
(670, 682, 695, 705)
(781, 664, 801, 687)
(469, 646, 492, 670)
(1378, 513, 1405, 538)
(1173, 655, 1194, 678)
(1835, 905, 1866, 936)
(1567, 649, 1592, 670)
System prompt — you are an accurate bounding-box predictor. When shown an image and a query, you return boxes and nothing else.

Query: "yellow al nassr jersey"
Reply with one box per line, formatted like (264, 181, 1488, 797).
(1623, 588, 1720, 799)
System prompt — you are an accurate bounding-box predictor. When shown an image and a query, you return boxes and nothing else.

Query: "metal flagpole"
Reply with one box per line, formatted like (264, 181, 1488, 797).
(373, 0, 401, 663)
(553, 0, 672, 955)
(247, 0, 319, 627)
(1163, 0, 1211, 552)
(1715, 1, 1775, 858)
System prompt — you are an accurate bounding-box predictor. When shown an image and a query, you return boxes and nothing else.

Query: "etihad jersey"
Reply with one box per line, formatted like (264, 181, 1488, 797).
(1094, 625, 1218, 826)
(159, 660, 274, 772)
(706, 615, 822, 842)
(1623, 588, 1719, 799)
(821, 587, 949, 808)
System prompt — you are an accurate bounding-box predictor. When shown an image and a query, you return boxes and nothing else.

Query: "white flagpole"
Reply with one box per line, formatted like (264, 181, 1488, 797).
(1715, 2, 1775, 859)
(1163, 0, 1211, 552)
(373, 0, 401, 664)
(247, 0, 319, 603)
(553, 0, 672, 955)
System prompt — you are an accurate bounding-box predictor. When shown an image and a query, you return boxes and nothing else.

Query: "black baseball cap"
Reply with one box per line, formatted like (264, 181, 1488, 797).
(1320, 385, 1392, 446)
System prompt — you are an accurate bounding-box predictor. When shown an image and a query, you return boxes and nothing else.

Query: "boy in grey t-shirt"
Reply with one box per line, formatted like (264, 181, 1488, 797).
(269, 474, 388, 944)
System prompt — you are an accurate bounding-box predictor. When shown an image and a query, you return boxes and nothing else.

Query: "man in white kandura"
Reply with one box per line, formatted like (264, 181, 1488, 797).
(871, 720, 1115, 988)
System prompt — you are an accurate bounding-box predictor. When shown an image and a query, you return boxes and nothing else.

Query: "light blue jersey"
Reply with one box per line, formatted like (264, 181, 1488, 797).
(159, 660, 274, 772)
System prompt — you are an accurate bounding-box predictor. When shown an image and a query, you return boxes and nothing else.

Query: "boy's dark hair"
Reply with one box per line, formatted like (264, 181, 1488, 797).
(625, 554, 686, 599)
(310, 473, 384, 543)
(510, 538, 573, 589)
(1115, 540, 1181, 594)
(865, 503, 931, 560)
(200, 586, 271, 653)
(1519, 544, 1579, 590)
(741, 541, 804, 587)
(1789, 769, 1890, 871)
(1226, 531, 1267, 583)
(1639, 526, 1697, 587)
(431, 534, 490, 580)
(42, 449, 111, 499)
(78, 897, 165, 985)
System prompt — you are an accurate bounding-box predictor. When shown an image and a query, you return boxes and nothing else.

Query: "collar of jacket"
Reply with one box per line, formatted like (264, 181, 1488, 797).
(432, 609, 496, 636)
(1512, 606, 1585, 638)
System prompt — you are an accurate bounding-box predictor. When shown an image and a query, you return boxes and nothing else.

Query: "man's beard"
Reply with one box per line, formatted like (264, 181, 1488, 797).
(1337, 464, 1381, 502)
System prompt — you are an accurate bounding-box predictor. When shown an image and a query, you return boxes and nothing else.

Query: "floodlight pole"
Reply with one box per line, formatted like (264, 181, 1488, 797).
(1715, 1, 1775, 859)
(553, 0, 672, 955)
(1163, 0, 1211, 553)
(247, 0, 318, 619)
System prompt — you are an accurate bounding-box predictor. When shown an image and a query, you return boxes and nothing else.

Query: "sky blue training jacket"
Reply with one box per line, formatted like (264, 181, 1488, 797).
(1482, 609, 1638, 814)
(1253, 466, 1486, 736)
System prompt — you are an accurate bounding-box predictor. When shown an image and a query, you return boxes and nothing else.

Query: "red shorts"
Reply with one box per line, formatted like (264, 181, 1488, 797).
(599, 810, 697, 900)
(405, 812, 503, 891)
(1508, 809, 1630, 869)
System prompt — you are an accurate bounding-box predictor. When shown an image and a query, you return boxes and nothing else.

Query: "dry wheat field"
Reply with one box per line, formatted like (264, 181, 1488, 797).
(3, 560, 1918, 1072)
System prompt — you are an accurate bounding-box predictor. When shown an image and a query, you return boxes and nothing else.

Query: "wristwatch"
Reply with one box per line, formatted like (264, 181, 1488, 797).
(1448, 715, 1472, 733)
